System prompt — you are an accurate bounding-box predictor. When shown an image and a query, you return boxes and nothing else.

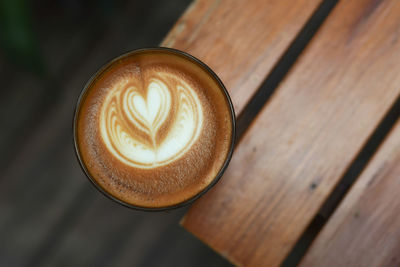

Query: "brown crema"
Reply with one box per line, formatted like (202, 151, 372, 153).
(75, 49, 234, 209)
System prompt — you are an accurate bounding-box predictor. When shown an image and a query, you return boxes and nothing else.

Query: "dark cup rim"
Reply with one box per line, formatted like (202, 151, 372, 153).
(73, 47, 236, 212)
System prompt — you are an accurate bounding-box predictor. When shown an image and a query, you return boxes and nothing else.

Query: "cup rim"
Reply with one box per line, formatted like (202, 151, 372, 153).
(73, 47, 236, 211)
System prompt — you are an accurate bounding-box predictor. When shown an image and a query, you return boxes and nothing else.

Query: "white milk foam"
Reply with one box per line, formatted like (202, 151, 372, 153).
(100, 72, 203, 168)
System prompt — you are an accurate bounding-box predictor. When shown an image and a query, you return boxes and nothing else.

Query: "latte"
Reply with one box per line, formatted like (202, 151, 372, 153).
(74, 48, 234, 209)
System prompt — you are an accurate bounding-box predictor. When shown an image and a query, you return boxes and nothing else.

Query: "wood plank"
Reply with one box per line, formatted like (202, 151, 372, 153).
(300, 118, 400, 266)
(13, 1, 323, 265)
(181, 0, 400, 266)
(162, 0, 323, 115)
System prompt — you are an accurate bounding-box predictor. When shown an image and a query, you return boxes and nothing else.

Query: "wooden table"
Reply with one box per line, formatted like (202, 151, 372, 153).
(162, 0, 400, 266)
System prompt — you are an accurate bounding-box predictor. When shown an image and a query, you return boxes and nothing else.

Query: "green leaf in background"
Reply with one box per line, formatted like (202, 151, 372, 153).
(0, 0, 45, 76)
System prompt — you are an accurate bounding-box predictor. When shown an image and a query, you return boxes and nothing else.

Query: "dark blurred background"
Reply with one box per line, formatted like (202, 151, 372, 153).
(0, 0, 232, 266)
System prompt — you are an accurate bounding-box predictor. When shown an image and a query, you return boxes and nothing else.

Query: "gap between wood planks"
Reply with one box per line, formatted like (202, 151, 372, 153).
(27, 0, 339, 264)
(235, 0, 339, 142)
(282, 95, 400, 267)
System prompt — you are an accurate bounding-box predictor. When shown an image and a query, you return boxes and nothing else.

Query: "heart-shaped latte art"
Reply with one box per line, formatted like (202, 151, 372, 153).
(124, 81, 171, 140)
(100, 73, 203, 168)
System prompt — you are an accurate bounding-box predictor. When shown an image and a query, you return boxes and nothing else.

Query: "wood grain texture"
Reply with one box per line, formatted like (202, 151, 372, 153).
(182, 0, 400, 266)
(162, 0, 323, 115)
(300, 118, 400, 267)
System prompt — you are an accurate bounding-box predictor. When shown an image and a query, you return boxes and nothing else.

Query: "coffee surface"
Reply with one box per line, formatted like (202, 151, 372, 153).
(75, 49, 233, 208)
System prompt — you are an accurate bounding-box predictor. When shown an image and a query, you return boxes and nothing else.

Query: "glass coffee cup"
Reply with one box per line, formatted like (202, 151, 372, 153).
(73, 47, 235, 211)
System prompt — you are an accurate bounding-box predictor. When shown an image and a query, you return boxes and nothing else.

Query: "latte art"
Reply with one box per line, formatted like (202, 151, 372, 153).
(100, 73, 203, 168)
(75, 48, 234, 209)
